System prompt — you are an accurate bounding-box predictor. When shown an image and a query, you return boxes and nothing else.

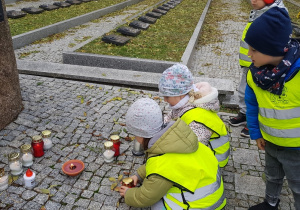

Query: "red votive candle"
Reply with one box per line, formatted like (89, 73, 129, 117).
(111, 135, 120, 157)
(31, 135, 44, 157)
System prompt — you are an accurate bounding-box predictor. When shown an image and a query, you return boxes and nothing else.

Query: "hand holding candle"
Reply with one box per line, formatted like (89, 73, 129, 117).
(119, 186, 129, 197)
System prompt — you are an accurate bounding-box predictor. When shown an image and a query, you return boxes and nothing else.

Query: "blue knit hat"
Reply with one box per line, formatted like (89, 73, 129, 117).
(245, 7, 292, 56)
(158, 64, 193, 96)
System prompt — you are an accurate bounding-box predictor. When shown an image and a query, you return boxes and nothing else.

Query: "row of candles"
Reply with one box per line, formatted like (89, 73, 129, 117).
(0, 130, 53, 191)
(103, 135, 145, 163)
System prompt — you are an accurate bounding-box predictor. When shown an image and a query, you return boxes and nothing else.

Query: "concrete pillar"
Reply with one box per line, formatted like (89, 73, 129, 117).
(0, 0, 23, 130)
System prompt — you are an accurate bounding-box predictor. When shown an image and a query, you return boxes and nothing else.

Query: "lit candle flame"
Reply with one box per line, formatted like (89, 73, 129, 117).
(69, 163, 76, 170)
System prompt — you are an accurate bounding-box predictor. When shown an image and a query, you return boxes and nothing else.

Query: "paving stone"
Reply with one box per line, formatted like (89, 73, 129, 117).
(33, 193, 49, 205)
(232, 148, 261, 166)
(22, 190, 38, 200)
(88, 201, 103, 209)
(62, 193, 77, 205)
(235, 174, 265, 197)
(74, 198, 90, 208)
(22, 201, 42, 210)
(45, 200, 61, 210)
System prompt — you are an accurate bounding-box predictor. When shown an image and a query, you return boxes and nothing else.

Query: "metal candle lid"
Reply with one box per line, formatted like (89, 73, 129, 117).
(122, 177, 134, 187)
(0, 168, 5, 177)
(8, 152, 20, 162)
(110, 135, 120, 143)
(104, 141, 113, 150)
(32, 135, 43, 143)
(21, 144, 31, 153)
(42, 130, 51, 138)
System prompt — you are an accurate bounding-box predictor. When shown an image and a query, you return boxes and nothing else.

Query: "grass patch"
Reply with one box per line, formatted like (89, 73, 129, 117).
(19, 50, 40, 58)
(285, 1, 300, 25)
(8, 0, 126, 36)
(199, 0, 250, 46)
(77, 0, 208, 61)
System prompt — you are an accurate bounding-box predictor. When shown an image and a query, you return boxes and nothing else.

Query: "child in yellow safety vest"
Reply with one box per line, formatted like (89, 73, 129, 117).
(229, 0, 287, 137)
(158, 64, 230, 167)
(119, 98, 226, 209)
(245, 7, 300, 210)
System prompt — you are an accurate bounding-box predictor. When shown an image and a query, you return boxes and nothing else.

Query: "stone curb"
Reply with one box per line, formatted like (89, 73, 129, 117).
(12, 0, 144, 49)
(16, 59, 234, 96)
(181, 0, 212, 67)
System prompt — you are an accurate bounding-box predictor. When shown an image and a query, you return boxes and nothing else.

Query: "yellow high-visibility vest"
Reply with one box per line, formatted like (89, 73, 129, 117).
(180, 108, 230, 167)
(247, 70, 300, 146)
(239, 22, 252, 67)
(146, 143, 226, 210)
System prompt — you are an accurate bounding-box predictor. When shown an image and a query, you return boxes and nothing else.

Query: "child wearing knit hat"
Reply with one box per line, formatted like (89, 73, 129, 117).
(120, 98, 226, 209)
(245, 7, 300, 210)
(158, 64, 230, 167)
(229, 0, 287, 138)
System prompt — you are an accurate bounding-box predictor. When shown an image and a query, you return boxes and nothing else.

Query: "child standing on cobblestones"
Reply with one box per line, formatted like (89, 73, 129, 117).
(158, 64, 230, 167)
(229, 0, 287, 138)
(120, 98, 226, 209)
(244, 7, 300, 210)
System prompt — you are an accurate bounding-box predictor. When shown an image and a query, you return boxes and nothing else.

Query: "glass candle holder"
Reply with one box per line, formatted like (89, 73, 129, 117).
(103, 141, 115, 163)
(21, 144, 34, 167)
(42, 130, 53, 150)
(31, 135, 44, 157)
(132, 138, 144, 156)
(110, 135, 120, 157)
(122, 177, 134, 188)
(8, 152, 23, 176)
(0, 168, 8, 191)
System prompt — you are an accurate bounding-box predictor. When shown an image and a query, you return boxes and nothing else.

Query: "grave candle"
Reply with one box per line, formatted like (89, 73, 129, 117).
(31, 135, 44, 157)
(8, 152, 23, 176)
(21, 144, 33, 167)
(42, 130, 52, 150)
(0, 168, 8, 191)
(103, 141, 115, 163)
(110, 135, 120, 157)
(132, 138, 144, 156)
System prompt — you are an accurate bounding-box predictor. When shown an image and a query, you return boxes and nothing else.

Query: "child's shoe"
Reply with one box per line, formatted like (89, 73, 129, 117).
(229, 112, 246, 126)
(240, 126, 250, 138)
(249, 199, 280, 210)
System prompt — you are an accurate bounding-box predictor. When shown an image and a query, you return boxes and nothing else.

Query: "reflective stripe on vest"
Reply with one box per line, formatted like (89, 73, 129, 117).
(260, 107, 300, 119)
(247, 70, 300, 147)
(180, 108, 230, 167)
(239, 22, 252, 67)
(146, 142, 225, 209)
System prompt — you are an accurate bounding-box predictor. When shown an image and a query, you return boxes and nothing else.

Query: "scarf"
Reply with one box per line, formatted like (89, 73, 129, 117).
(249, 39, 300, 95)
(249, 0, 287, 22)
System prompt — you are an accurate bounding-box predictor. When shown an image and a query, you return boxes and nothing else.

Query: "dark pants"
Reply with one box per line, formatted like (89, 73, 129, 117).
(265, 141, 300, 210)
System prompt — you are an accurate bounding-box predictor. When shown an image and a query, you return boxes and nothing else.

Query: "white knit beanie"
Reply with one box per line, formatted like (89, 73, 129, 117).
(125, 98, 163, 138)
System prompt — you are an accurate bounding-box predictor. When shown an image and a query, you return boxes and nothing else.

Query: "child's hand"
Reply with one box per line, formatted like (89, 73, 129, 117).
(130, 175, 139, 186)
(119, 186, 129, 197)
(256, 138, 266, 150)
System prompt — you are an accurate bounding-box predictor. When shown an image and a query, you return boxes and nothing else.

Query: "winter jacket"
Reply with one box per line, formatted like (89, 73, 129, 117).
(124, 118, 223, 208)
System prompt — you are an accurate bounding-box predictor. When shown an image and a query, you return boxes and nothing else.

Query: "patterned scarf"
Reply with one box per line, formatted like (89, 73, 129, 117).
(249, 39, 300, 95)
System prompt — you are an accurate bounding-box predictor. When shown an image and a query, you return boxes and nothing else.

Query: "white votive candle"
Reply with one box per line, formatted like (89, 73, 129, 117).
(103, 150, 115, 163)
(43, 139, 53, 150)
(9, 161, 23, 176)
(22, 153, 33, 167)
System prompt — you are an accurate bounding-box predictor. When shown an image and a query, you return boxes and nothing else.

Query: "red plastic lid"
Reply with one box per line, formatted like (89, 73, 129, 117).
(26, 168, 33, 177)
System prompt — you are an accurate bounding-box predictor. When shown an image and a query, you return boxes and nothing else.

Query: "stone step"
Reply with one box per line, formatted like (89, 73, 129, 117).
(17, 59, 234, 100)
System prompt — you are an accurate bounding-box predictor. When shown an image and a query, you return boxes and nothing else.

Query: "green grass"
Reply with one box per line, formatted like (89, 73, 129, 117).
(8, 0, 126, 36)
(77, 0, 208, 62)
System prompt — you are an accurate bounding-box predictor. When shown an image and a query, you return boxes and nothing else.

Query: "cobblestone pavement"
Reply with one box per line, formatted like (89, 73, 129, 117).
(0, 0, 297, 209)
